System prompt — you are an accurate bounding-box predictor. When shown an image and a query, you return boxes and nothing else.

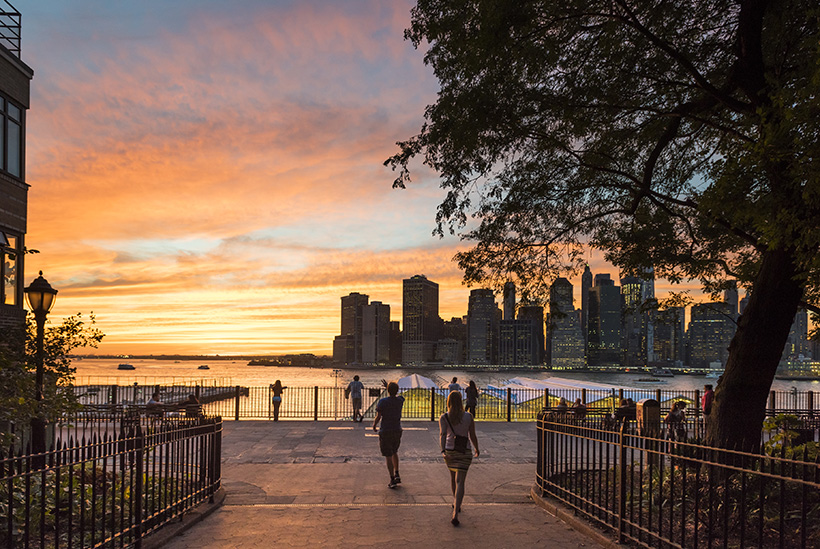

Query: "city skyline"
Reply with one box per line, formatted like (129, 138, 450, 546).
(14, 1, 738, 355)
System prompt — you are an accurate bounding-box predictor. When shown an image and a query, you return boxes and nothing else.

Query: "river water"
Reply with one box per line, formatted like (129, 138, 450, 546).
(74, 358, 820, 393)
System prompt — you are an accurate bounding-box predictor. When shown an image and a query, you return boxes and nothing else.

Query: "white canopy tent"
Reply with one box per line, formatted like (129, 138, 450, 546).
(396, 373, 438, 389)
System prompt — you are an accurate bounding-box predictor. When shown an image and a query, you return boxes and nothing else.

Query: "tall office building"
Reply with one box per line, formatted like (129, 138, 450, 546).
(781, 308, 809, 361)
(518, 304, 545, 365)
(467, 289, 497, 364)
(687, 302, 735, 368)
(621, 275, 651, 368)
(442, 317, 467, 363)
(548, 278, 585, 369)
(389, 321, 402, 365)
(333, 292, 369, 364)
(587, 274, 621, 366)
(580, 265, 592, 345)
(362, 301, 390, 365)
(402, 275, 441, 366)
(503, 282, 516, 321)
(724, 281, 739, 322)
(0, 5, 31, 331)
(652, 306, 685, 366)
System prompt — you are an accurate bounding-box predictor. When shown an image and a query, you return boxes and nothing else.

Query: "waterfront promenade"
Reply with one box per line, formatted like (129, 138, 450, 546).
(154, 420, 603, 548)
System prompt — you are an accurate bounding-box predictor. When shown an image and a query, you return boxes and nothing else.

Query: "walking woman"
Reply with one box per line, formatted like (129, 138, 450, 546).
(271, 380, 287, 421)
(465, 380, 479, 417)
(439, 391, 479, 526)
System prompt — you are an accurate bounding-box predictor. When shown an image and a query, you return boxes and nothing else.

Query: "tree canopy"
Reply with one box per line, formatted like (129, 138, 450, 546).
(388, 0, 819, 450)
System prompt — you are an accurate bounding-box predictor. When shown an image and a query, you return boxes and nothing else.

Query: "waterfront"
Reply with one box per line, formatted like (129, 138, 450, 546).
(74, 358, 820, 393)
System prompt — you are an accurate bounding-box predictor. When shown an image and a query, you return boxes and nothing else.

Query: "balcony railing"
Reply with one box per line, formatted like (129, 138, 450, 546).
(0, 1, 20, 58)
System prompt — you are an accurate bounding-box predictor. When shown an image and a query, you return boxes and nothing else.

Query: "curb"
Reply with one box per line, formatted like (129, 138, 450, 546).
(141, 487, 226, 549)
(530, 485, 625, 549)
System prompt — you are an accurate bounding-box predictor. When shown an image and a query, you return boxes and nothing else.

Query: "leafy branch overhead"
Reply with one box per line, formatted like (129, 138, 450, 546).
(386, 0, 819, 315)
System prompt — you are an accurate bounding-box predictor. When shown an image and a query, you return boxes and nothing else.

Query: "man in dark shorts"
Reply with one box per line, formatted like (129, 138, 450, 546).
(373, 381, 405, 489)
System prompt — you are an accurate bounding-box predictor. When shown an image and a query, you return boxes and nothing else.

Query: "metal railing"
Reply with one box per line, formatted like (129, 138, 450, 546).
(0, 1, 20, 58)
(72, 385, 820, 424)
(0, 413, 222, 548)
(536, 415, 820, 548)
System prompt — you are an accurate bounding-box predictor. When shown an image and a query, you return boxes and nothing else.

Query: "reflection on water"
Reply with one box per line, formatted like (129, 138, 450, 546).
(73, 358, 820, 393)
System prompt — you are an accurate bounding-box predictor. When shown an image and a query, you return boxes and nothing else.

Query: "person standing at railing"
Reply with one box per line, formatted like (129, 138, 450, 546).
(271, 380, 287, 421)
(664, 401, 687, 441)
(702, 384, 714, 417)
(571, 398, 587, 418)
(448, 377, 462, 393)
(465, 380, 479, 417)
(439, 390, 480, 527)
(347, 375, 365, 422)
(373, 381, 405, 489)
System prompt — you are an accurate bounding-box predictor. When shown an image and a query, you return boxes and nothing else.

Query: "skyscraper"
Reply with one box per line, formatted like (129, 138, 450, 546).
(687, 302, 735, 368)
(402, 275, 441, 366)
(467, 289, 497, 364)
(652, 306, 685, 366)
(503, 281, 516, 321)
(580, 265, 592, 345)
(620, 275, 654, 368)
(724, 281, 739, 322)
(333, 292, 369, 364)
(362, 301, 390, 364)
(548, 278, 585, 369)
(587, 274, 621, 366)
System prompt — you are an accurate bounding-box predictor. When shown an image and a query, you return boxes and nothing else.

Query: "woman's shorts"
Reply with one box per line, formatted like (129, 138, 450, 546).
(379, 430, 402, 456)
(444, 449, 472, 473)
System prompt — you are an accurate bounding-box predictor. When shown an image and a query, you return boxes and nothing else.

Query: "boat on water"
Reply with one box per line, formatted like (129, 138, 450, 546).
(635, 377, 667, 383)
(117, 363, 135, 370)
(650, 368, 674, 377)
(198, 365, 210, 370)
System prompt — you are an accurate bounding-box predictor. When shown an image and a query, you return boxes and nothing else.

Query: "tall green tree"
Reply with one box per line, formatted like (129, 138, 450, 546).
(388, 0, 820, 450)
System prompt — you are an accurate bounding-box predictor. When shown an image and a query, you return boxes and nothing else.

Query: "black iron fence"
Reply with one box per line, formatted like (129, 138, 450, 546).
(73, 385, 820, 424)
(536, 415, 820, 548)
(0, 413, 222, 549)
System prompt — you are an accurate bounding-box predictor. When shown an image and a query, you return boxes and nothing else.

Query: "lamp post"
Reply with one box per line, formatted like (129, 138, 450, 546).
(24, 271, 57, 462)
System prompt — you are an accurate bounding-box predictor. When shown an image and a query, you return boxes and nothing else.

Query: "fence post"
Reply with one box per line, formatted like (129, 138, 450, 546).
(544, 388, 549, 409)
(617, 421, 627, 544)
(235, 386, 241, 421)
(507, 388, 512, 422)
(134, 425, 145, 549)
(655, 389, 661, 405)
(431, 388, 436, 422)
(110, 385, 118, 405)
(195, 385, 201, 400)
(694, 389, 701, 418)
(581, 388, 586, 405)
(769, 390, 776, 412)
(809, 391, 814, 417)
(314, 386, 319, 421)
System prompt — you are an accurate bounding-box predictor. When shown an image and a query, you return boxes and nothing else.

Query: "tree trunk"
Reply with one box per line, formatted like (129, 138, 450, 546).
(706, 248, 802, 452)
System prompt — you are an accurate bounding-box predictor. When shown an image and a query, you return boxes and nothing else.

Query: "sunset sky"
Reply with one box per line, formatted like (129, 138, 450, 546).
(18, 0, 701, 356)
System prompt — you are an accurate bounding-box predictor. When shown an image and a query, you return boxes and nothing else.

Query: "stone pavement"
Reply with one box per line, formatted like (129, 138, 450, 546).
(156, 420, 606, 548)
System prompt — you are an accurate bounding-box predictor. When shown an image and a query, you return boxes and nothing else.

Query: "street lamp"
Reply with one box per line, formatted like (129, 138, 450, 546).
(24, 271, 57, 462)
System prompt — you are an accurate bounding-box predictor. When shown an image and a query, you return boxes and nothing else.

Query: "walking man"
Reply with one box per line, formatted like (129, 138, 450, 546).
(347, 375, 365, 422)
(373, 381, 405, 489)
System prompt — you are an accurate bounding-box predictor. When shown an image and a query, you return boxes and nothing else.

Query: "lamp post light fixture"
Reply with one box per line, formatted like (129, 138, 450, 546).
(23, 271, 57, 462)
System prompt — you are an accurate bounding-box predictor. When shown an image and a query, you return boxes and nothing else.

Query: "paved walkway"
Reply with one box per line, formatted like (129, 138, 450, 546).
(158, 420, 602, 548)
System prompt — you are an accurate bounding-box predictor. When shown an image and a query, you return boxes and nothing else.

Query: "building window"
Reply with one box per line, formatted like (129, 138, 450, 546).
(0, 96, 23, 178)
(1, 231, 18, 306)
